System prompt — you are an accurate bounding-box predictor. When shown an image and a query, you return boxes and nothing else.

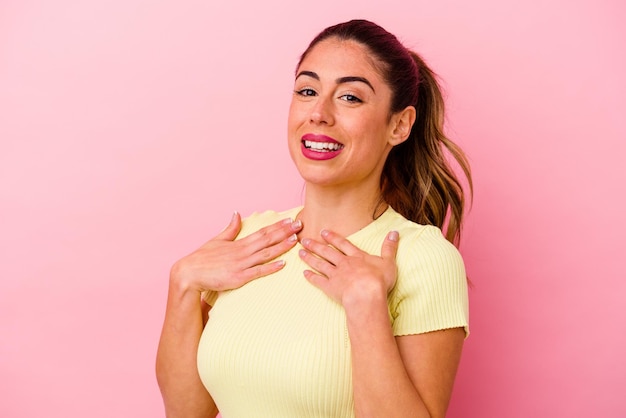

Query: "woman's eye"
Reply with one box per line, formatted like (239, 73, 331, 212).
(295, 88, 317, 97)
(340, 94, 362, 103)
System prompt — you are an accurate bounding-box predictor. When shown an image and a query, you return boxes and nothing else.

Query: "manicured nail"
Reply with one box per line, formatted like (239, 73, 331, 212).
(231, 211, 238, 222)
(388, 231, 399, 242)
(320, 229, 329, 237)
(282, 217, 293, 225)
(288, 234, 298, 242)
(301, 238, 311, 246)
(291, 219, 302, 230)
(299, 249, 308, 258)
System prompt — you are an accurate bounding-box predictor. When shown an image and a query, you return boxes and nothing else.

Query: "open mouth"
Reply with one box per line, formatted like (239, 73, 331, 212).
(302, 140, 344, 152)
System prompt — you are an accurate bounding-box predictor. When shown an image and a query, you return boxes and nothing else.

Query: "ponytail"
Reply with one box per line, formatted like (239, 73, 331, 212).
(381, 53, 472, 246)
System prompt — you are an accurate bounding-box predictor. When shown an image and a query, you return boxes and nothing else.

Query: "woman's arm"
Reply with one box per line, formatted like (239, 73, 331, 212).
(396, 330, 465, 416)
(156, 278, 219, 418)
(156, 213, 302, 417)
(345, 286, 464, 417)
(300, 230, 465, 417)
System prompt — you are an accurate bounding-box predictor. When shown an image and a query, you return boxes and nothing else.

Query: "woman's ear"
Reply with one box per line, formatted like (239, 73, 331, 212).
(389, 106, 416, 146)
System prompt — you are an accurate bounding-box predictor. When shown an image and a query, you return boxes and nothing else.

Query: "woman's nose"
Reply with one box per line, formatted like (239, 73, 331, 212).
(309, 96, 334, 125)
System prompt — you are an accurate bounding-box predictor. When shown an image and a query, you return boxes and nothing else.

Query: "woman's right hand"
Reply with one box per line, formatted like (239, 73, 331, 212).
(170, 212, 302, 293)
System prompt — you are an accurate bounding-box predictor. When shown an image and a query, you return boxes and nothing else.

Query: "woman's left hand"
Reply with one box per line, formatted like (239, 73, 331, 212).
(298, 229, 400, 305)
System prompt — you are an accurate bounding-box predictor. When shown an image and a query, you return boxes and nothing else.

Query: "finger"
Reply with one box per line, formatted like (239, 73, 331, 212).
(320, 229, 360, 256)
(238, 259, 287, 286)
(381, 230, 400, 261)
(239, 218, 302, 254)
(303, 269, 331, 294)
(300, 237, 343, 266)
(246, 233, 299, 266)
(298, 248, 334, 277)
(213, 211, 242, 241)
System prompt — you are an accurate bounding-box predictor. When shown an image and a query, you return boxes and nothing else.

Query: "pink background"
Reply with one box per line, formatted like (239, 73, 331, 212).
(1, 0, 624, 417)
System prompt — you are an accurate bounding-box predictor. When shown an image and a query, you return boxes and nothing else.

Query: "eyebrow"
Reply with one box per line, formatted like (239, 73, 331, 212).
(295, 70, 375, 93)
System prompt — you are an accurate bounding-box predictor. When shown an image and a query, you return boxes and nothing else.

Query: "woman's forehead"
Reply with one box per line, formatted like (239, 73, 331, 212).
(298, 38, 386, 80)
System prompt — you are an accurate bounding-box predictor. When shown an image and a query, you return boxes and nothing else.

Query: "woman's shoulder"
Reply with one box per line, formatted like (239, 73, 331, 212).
(384, 207, 453, 245)
(384, 208, 469, 336)
(384, 208, 464, 268)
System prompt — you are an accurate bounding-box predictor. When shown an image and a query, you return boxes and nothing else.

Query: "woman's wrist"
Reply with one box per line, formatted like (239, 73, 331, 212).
(169, 260, 203, 297)
(342, 280, 388, 319)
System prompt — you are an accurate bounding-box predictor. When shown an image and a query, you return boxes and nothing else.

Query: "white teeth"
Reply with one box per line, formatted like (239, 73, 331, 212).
(304, 140, 343, 151)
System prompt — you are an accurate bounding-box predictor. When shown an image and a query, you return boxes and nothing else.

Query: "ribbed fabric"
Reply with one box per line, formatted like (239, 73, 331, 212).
(197, 206, 469, 418)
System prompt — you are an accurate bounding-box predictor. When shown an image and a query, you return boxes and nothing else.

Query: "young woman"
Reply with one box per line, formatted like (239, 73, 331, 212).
(157, 19, 472, 418)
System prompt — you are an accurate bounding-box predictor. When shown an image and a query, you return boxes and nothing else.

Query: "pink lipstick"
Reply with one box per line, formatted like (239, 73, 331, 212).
(300, 134, 344, 161)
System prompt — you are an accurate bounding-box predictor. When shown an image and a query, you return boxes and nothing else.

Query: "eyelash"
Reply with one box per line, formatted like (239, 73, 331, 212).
(295, 88, 317, 97)
(340, 94, 362, 103)
(294, 88, 363, 103)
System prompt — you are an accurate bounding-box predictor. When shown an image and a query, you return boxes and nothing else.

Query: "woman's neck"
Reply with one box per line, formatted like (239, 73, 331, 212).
(296, 184, 387, 242)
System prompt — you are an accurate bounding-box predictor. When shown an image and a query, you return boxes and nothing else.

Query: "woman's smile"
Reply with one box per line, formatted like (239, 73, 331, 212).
(301, 133, 345, 160)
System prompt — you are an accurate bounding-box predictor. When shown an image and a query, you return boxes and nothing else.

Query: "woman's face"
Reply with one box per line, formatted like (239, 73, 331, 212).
(287, 38, 402, 191)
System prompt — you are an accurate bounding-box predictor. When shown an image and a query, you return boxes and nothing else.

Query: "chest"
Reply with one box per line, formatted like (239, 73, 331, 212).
(197, 248, 355, 417)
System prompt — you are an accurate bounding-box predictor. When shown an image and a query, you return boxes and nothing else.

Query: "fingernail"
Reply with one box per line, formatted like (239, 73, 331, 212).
(282, 217, 293, 225)
(299, 249, 307, 258)
(231, 211, 238, 222)
(388, 231, 399, 242)
(291, 219, 302, 230)
(320, 229, 329, 237)
(301, 238, 311, 246)
(288, 234, 298, 242)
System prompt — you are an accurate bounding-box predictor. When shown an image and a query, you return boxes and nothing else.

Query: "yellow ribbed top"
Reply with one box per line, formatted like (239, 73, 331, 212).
(197, 206, 469, 418)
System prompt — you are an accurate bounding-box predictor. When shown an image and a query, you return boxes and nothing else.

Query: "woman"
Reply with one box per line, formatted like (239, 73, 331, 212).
(157, 19, 472, 418)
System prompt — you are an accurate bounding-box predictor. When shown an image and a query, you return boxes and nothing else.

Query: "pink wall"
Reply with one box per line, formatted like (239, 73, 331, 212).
(1, 1, 624, 416)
